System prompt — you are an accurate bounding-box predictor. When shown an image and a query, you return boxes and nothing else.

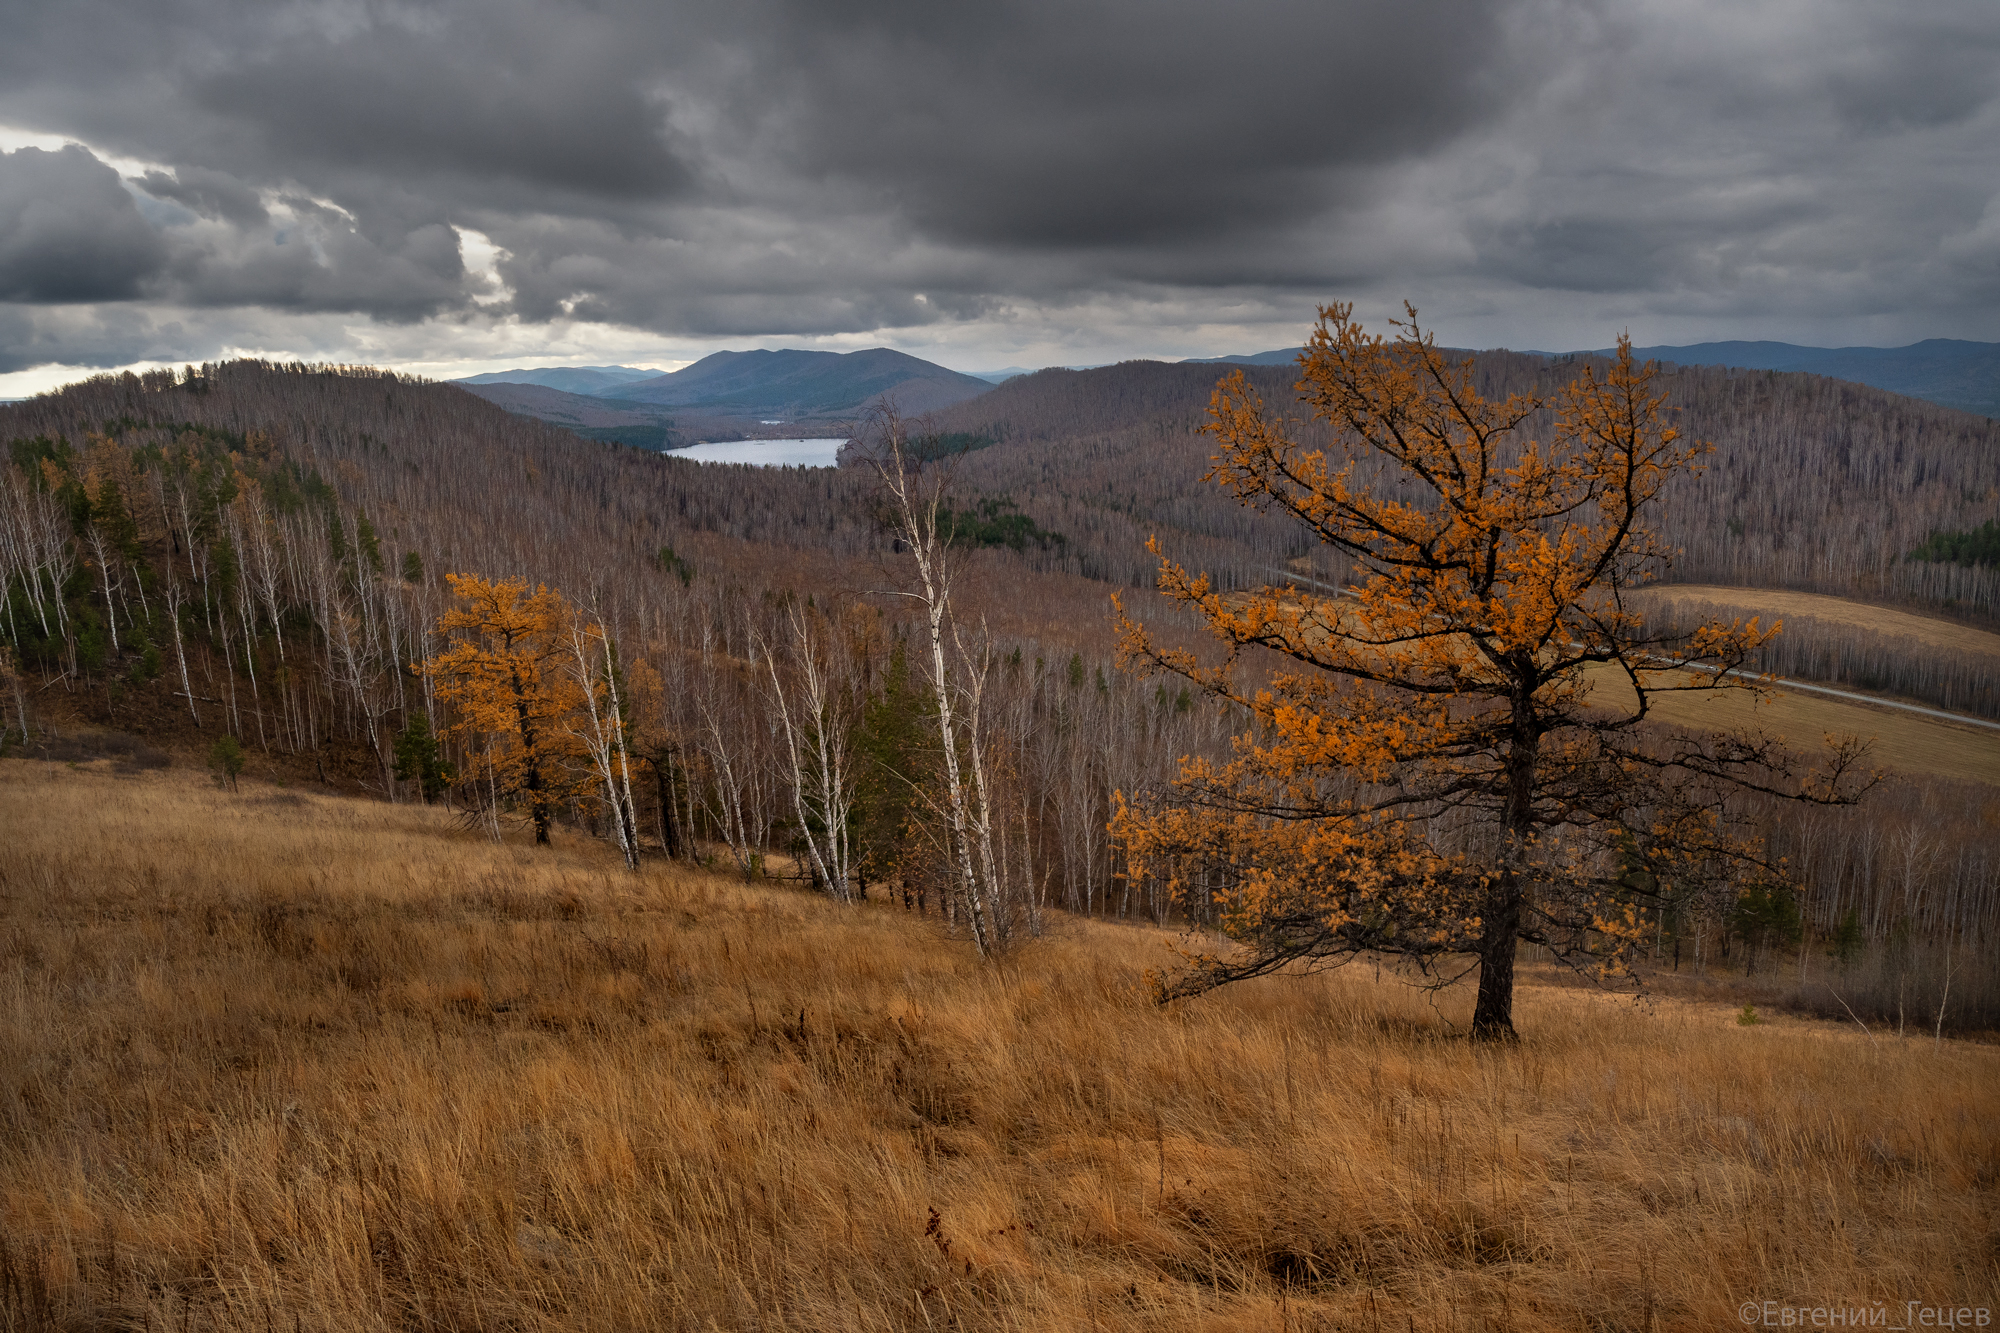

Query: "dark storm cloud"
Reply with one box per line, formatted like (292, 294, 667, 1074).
(189, 18, 693, 204)
(701, 0, 1504, 249)
(0, 147, 166, 302)
(0, 0, 1512, 329)
(0, 0, 1998, 370)
(134, 166, 269, 229)
(0, 303, 205, 375)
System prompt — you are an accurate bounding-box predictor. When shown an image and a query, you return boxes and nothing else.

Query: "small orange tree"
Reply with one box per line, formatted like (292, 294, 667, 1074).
(427, 574, 583, 845)
(1113, 304, 1875, 1039)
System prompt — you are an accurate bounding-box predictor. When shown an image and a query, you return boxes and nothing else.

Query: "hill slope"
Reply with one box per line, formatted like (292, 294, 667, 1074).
(928, 354, 2000, 615)
(455, 365, 666, 395)
(1614, 339, 2000, 419)
(4, 762, 1993, 1330)
(1183, 340, 2000, 419)
(613, 347, 992, 416)
(454, 381, 685, 450)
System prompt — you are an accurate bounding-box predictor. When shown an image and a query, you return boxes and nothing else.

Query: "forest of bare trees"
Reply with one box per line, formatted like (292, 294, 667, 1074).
(1, 358, 1995, 1026)
(927, 353, 2000, 618)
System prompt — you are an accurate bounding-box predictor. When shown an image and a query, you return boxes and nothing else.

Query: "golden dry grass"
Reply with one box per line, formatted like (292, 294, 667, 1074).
(1228, 586, 2000, 786)
(1632, 585, 2000, 660)
(1578, 662, 2000, 787)
(2, 761, 1996, 1331)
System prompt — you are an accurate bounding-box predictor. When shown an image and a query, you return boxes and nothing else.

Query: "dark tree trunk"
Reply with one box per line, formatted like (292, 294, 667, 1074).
(1472, 870, 1522, 1041)
(647, 753, 682, 858)
(511, 667, 550, 845)
(1474, 691, 1538, 1042)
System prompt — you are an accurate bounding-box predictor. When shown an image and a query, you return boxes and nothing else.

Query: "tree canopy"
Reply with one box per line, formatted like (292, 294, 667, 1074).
(426, 574, 584, 845)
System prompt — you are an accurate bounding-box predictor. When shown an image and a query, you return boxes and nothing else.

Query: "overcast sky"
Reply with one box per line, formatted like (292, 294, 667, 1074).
(2, 0, 1997, 394)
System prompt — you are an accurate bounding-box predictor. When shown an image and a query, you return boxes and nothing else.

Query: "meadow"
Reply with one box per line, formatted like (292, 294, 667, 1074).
(2, 761, 1994, 1331)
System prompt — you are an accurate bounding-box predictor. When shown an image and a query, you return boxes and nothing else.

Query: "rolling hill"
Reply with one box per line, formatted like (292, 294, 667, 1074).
(1611, 339, 2000, 419)
(453, 381, 685, 451)
(454, 365, 667, 395)
(1188, 339, 2000, 419)
(610, 347, 993, 417)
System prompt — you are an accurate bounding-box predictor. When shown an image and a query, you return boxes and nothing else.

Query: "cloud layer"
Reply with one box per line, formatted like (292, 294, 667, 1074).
(1, 0, 1997, 378)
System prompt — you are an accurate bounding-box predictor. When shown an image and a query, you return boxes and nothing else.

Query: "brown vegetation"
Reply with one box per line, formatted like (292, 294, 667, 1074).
(1580, 664, 2000, 787)
(1632, 586, 2000, 718)
(932, 352, 2000, 617)
(3, 761, 1996, 1331)
(3, 360, 1996, 1026)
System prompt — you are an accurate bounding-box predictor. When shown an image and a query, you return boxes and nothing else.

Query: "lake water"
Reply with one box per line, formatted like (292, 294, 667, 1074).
(667, 437, 848, 467)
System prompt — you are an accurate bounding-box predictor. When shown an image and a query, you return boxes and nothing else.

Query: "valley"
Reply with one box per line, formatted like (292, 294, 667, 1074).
(2, 340, 1997, 1329)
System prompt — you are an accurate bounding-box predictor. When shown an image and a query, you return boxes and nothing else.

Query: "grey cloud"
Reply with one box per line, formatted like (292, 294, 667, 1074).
(136, 165, 269, 228)
(708, 0, 1507, 250)
(2, 0, 2000, 371)
(0, 146, 167, 302)
(189, 17, 692, 205)
(0, 302, 200, 374)
(1822, 16, 2000, 133)
(153, 197, 472, 319)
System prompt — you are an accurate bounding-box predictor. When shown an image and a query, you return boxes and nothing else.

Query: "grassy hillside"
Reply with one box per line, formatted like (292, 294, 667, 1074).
(3, 761, 1995, 1330)
(2, 361, 1995, 1056)
(1629, 586, 2000, 719)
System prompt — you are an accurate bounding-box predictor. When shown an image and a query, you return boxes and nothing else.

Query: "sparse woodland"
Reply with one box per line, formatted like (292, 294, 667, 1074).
(0, 357, 1996, 1035)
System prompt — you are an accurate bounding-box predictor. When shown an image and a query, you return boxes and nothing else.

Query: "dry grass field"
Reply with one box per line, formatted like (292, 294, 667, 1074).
(2, 761, 1996, 1332)
(1631, 586, 2000, 659)
(1224, 586, 2000, 786)
(1577, 663, 2000, 787)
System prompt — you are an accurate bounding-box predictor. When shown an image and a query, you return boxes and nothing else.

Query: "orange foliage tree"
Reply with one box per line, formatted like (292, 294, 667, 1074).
(426, 574, 583, 845)
(1113, 304, 1875, 1039)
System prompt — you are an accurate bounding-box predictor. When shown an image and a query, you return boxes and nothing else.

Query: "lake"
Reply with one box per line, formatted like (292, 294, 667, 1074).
(667, 437, 848, 467)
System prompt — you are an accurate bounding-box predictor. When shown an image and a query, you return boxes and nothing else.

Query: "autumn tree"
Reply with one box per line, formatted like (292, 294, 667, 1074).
(1114, 304, 1876, 1039)
(426, 574, 582, 844)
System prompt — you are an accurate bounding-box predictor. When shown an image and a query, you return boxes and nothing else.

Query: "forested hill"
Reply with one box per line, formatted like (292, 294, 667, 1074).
(2, 358, 1993, 952)
(0, 361, 1228, 922)
(926, 352, 2000, 615)
(1181, 339, 2000, 420)
(615, 347, 992, 416)
(1617, 339, 2000, 421)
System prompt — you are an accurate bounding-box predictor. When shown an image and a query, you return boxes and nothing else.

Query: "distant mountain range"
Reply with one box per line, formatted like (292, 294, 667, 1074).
(456, 365, 666, 396)
(1182, 339, 2000, 419)
(1605, 340, 1999, 419)
(452, 338, 1998, 449)
(1182, 349, 1303, 367)
(456, 348, 992, 420)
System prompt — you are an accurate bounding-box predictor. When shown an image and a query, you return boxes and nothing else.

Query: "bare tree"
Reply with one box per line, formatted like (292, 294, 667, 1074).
(865, 406, 1018, 956)
(760, 600, 861, 900)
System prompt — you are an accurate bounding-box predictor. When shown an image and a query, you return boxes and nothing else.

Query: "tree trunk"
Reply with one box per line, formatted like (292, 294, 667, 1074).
(1471, 871, 1522, 1040)
(650, 754, 683, 859)
(1475, 696, 1538, 1042)
(512, 668, 550, 845)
